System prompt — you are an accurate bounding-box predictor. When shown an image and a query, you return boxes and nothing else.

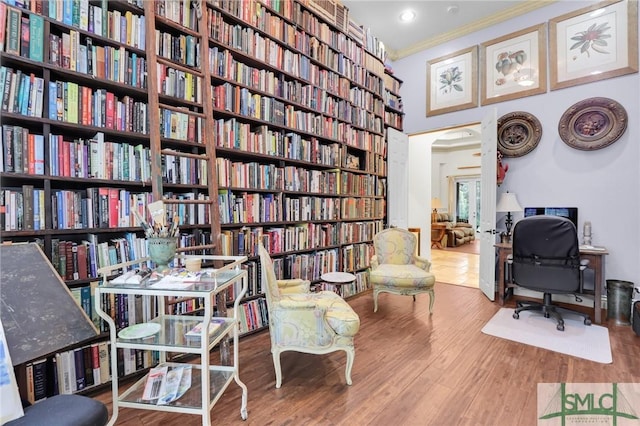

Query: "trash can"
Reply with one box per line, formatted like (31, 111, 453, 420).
(606, 280, 634, 325)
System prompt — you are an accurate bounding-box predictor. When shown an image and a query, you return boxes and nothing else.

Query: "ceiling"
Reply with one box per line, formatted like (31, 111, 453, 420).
(341, 1, 553, 60)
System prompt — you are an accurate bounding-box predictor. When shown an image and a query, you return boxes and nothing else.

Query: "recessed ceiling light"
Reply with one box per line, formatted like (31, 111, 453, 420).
(399, 9, 416, 23)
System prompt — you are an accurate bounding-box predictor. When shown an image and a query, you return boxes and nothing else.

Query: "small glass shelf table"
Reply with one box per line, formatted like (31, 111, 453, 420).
(95, 255, 248, 425)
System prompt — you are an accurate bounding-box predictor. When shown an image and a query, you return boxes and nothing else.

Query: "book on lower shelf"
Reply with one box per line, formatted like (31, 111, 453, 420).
(184, 319, 226, 340)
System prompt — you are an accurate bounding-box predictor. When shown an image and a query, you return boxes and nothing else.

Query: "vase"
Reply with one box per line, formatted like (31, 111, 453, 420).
(148, 237, 177, 271)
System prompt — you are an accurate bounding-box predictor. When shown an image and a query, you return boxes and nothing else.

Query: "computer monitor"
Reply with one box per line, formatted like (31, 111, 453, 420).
(523, 207, 578, 228)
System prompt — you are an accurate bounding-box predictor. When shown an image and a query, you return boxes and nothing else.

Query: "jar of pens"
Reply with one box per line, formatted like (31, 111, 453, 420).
(135, 201, 180, 273)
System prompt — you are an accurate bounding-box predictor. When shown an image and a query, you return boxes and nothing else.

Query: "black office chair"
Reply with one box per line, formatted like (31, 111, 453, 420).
(510, 215, 592, 331)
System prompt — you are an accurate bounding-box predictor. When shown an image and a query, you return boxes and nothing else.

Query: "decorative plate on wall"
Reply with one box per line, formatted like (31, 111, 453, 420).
(497, 111, 542, 157)
(558, 97, 628, 151)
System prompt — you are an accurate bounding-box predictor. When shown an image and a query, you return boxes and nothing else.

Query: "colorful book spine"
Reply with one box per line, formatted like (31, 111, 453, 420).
(28, 14, 44, 62)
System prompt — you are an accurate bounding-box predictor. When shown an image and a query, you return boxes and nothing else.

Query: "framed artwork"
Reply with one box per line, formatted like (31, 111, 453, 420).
(426, 46, 478, 116)
(549, 0, 638, 90)
(480, 23, 547, 105)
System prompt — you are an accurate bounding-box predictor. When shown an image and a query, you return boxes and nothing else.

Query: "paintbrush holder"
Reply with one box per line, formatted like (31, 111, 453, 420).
(148, 237, 177, 272)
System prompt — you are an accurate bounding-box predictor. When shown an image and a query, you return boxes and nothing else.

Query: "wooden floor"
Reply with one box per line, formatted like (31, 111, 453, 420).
(430, 244, 479, 288)
(93, 258, 640, 426)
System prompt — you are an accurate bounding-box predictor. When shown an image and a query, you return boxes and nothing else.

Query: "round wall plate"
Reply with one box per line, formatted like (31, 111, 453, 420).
(558, 97, 628, 151)
(497, 111, 542, 157)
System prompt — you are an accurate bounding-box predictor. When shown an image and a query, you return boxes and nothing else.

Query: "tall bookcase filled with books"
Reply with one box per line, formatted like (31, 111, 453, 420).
(0, 0, 157, 402)
(0, 0, 220, 401)
(204, 0, 401, 332)
(0, 0, 401, 400)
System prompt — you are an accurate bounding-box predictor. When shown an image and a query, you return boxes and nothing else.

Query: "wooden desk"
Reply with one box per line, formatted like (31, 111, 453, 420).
(494, 243, 609, 324)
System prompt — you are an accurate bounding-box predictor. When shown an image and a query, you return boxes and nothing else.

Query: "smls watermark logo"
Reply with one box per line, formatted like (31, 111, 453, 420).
(538, 383, 640, 425)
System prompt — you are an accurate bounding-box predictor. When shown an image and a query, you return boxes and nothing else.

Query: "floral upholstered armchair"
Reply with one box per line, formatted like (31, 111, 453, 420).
(258, 244, 361, 388)
(369, 228, 436, 313)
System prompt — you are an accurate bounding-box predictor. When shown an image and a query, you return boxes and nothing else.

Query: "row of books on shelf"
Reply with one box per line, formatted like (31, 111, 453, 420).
(49, 231, 213, 282)
(0, 127, 153, 183)
(212, 80, 383, 139)
(385, 110, 403, 129)
(211, 0, 382, 70)
(208, 7, 385, 96)
(236, 297, 267, 334)
(213, 117, 342, 165)
(341, 197, 385, 219)
(159, 107, 203, 143)
(47, 80, 149, 133)
(154, 0, 198, 30)
(157, 63, 201, 102)
(0, 67, 44, 117)
(52, 235, 149, 282)
(364, 151, 387, 176)
(282, 195, 339, 222)
(217, 191, 384, 225)
(1, 185, 46, 231)
(162, 152, 208, 185)
(1, 4, 44, 60)
(210, 42, 380, 122)
(48, 132, 152, 181)
(163, 192, 212, 227)
(49, 31, 148, 89)
(273, 248, 339, 282)
(0, 186, 147, 231)
(383, 90, 402, 110)
(213, 114, 384, 158)
(50, 187, 149, 231)
(3, 0, 147, 50)
(155, 30, 200, 69)
(218, 220, 382, 258)
(1, 125, 44, 174)
(217, 190, 280, 225)
(19, 343, 156, 404)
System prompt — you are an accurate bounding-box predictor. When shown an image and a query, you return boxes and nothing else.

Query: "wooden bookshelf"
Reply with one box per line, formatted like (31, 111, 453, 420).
(0, 0, 402, 397)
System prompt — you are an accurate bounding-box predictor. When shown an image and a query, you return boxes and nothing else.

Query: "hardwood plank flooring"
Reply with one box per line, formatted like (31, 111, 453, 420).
(93, 280, 640, 426)
(430, 244, 479, 288)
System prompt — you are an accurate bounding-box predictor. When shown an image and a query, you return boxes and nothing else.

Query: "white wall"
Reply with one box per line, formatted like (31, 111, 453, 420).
(396, 1, 640, 291)
(432, 146, 481, 211)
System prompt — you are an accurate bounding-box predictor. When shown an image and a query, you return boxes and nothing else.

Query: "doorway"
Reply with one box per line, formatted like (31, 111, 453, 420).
(454, 176, 481, 231)
(428, 124, 482, 288)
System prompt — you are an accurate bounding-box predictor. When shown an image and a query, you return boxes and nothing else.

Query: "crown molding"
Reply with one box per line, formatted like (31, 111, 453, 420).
(387, 0, 556, 61)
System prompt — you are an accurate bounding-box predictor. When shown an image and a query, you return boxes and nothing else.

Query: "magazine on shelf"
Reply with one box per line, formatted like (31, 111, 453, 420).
(142, 365, 193, 405)
(156, 367, 183, 405)
(142, 365, 168, 401)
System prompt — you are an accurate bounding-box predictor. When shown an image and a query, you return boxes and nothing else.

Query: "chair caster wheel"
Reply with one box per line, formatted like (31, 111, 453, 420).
(557, 324, 565, 331)
(513, 312, 519, 319)
(584, 318, 592, 326)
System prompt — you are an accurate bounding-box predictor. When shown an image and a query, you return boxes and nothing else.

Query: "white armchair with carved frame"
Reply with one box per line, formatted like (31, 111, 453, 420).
(258, 244, 360, 388)
(370, 228, 436, 313)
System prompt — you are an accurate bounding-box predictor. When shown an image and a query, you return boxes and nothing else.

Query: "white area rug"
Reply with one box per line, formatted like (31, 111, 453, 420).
(481, 308, 612, 364)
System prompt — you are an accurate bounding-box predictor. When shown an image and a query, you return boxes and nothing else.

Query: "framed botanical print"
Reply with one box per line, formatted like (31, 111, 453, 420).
(426, 46, 478, 116)
(480, 23, 547, 105)
(549, 0, 638, 90)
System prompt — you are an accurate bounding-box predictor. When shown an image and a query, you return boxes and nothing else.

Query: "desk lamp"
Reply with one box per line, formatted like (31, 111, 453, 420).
(431, 197, 443, 223)
(496, 192, 522, 241)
